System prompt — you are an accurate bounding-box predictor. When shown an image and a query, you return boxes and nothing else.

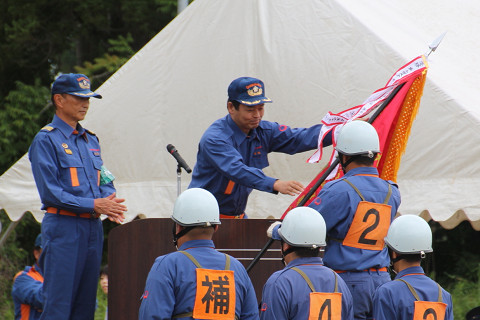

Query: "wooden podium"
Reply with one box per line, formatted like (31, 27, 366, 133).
(108, 218, 282, 319)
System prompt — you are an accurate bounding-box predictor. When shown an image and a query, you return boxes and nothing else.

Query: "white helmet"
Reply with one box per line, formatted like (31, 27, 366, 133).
(172, 188, 221, 227)
(335, 121, 380, 156)
(385, 215, 433, 254)
(278, 207, 326, 248)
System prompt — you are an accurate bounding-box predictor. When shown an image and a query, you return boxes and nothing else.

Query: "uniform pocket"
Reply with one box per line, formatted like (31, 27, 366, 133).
(251, 146, 269, 169)
(58, 155, 84, 187)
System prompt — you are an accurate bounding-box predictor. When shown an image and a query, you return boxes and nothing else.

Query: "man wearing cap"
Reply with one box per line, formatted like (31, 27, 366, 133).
(28, 73, 127, 319)
(12, 234, 44, 320)
(139, 188, 258, 319)
(372, 215, 453, 320)
(189, 76, 332, 218)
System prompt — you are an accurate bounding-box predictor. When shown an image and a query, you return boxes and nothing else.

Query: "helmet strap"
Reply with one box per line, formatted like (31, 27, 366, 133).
(172, 223, 195, 248)
(280, 241, 297, 266)
(391, 252, 425, 264)
(338, 154, 355, 174)
(391, 254, 406, 264)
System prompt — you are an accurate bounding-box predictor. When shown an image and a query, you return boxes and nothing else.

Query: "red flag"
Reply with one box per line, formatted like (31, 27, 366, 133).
(282, 56, 428, 219)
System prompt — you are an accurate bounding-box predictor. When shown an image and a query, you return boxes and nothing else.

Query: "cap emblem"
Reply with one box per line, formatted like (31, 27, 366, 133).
(246, 83, 263, 97)
(77, 77, 91, 90)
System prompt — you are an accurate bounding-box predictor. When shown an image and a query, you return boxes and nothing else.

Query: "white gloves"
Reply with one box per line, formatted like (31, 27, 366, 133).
(266, 221, 282, 240)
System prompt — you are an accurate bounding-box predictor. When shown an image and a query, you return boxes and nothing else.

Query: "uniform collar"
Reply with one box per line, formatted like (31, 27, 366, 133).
(52, 115, 86, 139)
(226, 114, 259, 145)
(344, 166, 379, 178)
(286, 256, 324, 269)
(178, 239, 216, 251)
(395, 265, 425, 279)
(33, 262, 43, 276)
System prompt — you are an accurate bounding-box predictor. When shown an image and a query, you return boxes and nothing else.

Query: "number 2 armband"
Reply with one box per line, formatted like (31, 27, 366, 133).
(342, 179, 393, 251)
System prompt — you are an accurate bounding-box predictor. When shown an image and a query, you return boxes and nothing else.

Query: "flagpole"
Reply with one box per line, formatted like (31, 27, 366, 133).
(246, 82, 406, 273)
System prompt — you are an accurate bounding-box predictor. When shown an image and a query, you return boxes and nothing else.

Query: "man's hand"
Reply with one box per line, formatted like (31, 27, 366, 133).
(266, 221, 282, 240)
(94, 193, 127, 224)
(273, 180, 304, 196)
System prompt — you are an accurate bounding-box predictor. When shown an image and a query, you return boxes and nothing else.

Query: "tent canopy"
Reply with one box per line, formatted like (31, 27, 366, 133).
(1, 0, 479, 230)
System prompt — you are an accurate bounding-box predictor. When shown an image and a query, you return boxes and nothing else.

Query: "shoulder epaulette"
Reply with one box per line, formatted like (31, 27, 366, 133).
(40, 126, 55, 132)
(328, 178, 346, 186)
(386, 180, 399, 188)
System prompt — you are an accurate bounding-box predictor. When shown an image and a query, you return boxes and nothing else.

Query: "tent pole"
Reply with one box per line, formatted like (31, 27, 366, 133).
(0, 218, 21, 250)
(177, 0, 189, 14)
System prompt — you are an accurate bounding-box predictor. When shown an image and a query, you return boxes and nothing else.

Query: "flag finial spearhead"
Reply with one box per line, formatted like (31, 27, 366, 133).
(426, 32, 447, 57)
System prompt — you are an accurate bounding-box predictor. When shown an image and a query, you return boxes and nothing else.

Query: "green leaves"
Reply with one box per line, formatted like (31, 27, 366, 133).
(0, 0, 180, 174)
(0, 79, 51, 174)
(75, 34, 135, 86)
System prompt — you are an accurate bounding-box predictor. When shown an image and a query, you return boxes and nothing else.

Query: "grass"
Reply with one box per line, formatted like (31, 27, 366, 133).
(446, 267, 480, 319)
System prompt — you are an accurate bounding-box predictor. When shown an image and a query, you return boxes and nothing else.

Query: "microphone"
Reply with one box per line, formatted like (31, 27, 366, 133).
(166, 144, 192, 173)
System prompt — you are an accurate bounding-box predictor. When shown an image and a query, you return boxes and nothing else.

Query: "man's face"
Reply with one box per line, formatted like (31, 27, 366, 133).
(228, 102, 265, 134)
(55, 94, 90, 127)
(100, 274, 108, 294)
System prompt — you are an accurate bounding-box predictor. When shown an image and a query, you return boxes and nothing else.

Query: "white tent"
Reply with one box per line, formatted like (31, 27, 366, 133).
(1, 0, 479, 230)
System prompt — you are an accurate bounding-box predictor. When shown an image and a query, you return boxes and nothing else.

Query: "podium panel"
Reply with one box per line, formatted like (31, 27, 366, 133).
(108, 218, 282, 319)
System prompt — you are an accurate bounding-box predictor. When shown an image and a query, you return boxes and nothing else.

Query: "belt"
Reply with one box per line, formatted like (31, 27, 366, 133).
(219, 213, 245, 219)
(335, 267, 388, 273)
(46, 207, 100, 219)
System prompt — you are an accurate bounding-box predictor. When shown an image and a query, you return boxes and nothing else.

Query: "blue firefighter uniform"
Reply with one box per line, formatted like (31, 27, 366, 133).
(12, 264, 44, 320)
(138, 239, 259, 319)
(189, 114, 330, 217)
(29, 114, 115, 320)
(308, 166, 401, 320)
(372, 266, 453, 320)
(260, 257, 354, 320)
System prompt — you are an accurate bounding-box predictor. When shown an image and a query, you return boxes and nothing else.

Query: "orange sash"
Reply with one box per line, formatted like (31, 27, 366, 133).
(413, 301, 447, 320)
(193, 268, 236, 319)
(291, 267, 342, 320)
(309, 292, 342, 320)
(342, 179, 392, 250)
(176, 251, 236, 320)
(396, 278, 447, 320)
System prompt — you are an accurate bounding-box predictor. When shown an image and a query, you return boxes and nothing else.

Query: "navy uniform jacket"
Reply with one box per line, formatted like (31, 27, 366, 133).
(373, 266, 454, 320)
(189, 114, 329, 215)
(29, 114, 116, 213)
(260, 257, 353, 320)
(12, 264, 44, 320)
(139, 239, 259, 319)
(308, 166, 401, 271)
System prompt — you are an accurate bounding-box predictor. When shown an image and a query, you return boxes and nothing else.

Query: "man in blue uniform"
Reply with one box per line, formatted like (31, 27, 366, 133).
(261, 207, 353, 319)
(189, 76, 332, 218)
(308, 121, 401, 320)
(139, 188, 258, 319)
(372, 215, 453, 320)
(28, 73, 127, 320)
(12, 234, 44, 320)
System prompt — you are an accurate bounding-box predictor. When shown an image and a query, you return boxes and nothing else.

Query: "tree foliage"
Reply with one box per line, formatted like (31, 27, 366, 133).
(0, 79, 52, 173)
(0, 0, 178, 174)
